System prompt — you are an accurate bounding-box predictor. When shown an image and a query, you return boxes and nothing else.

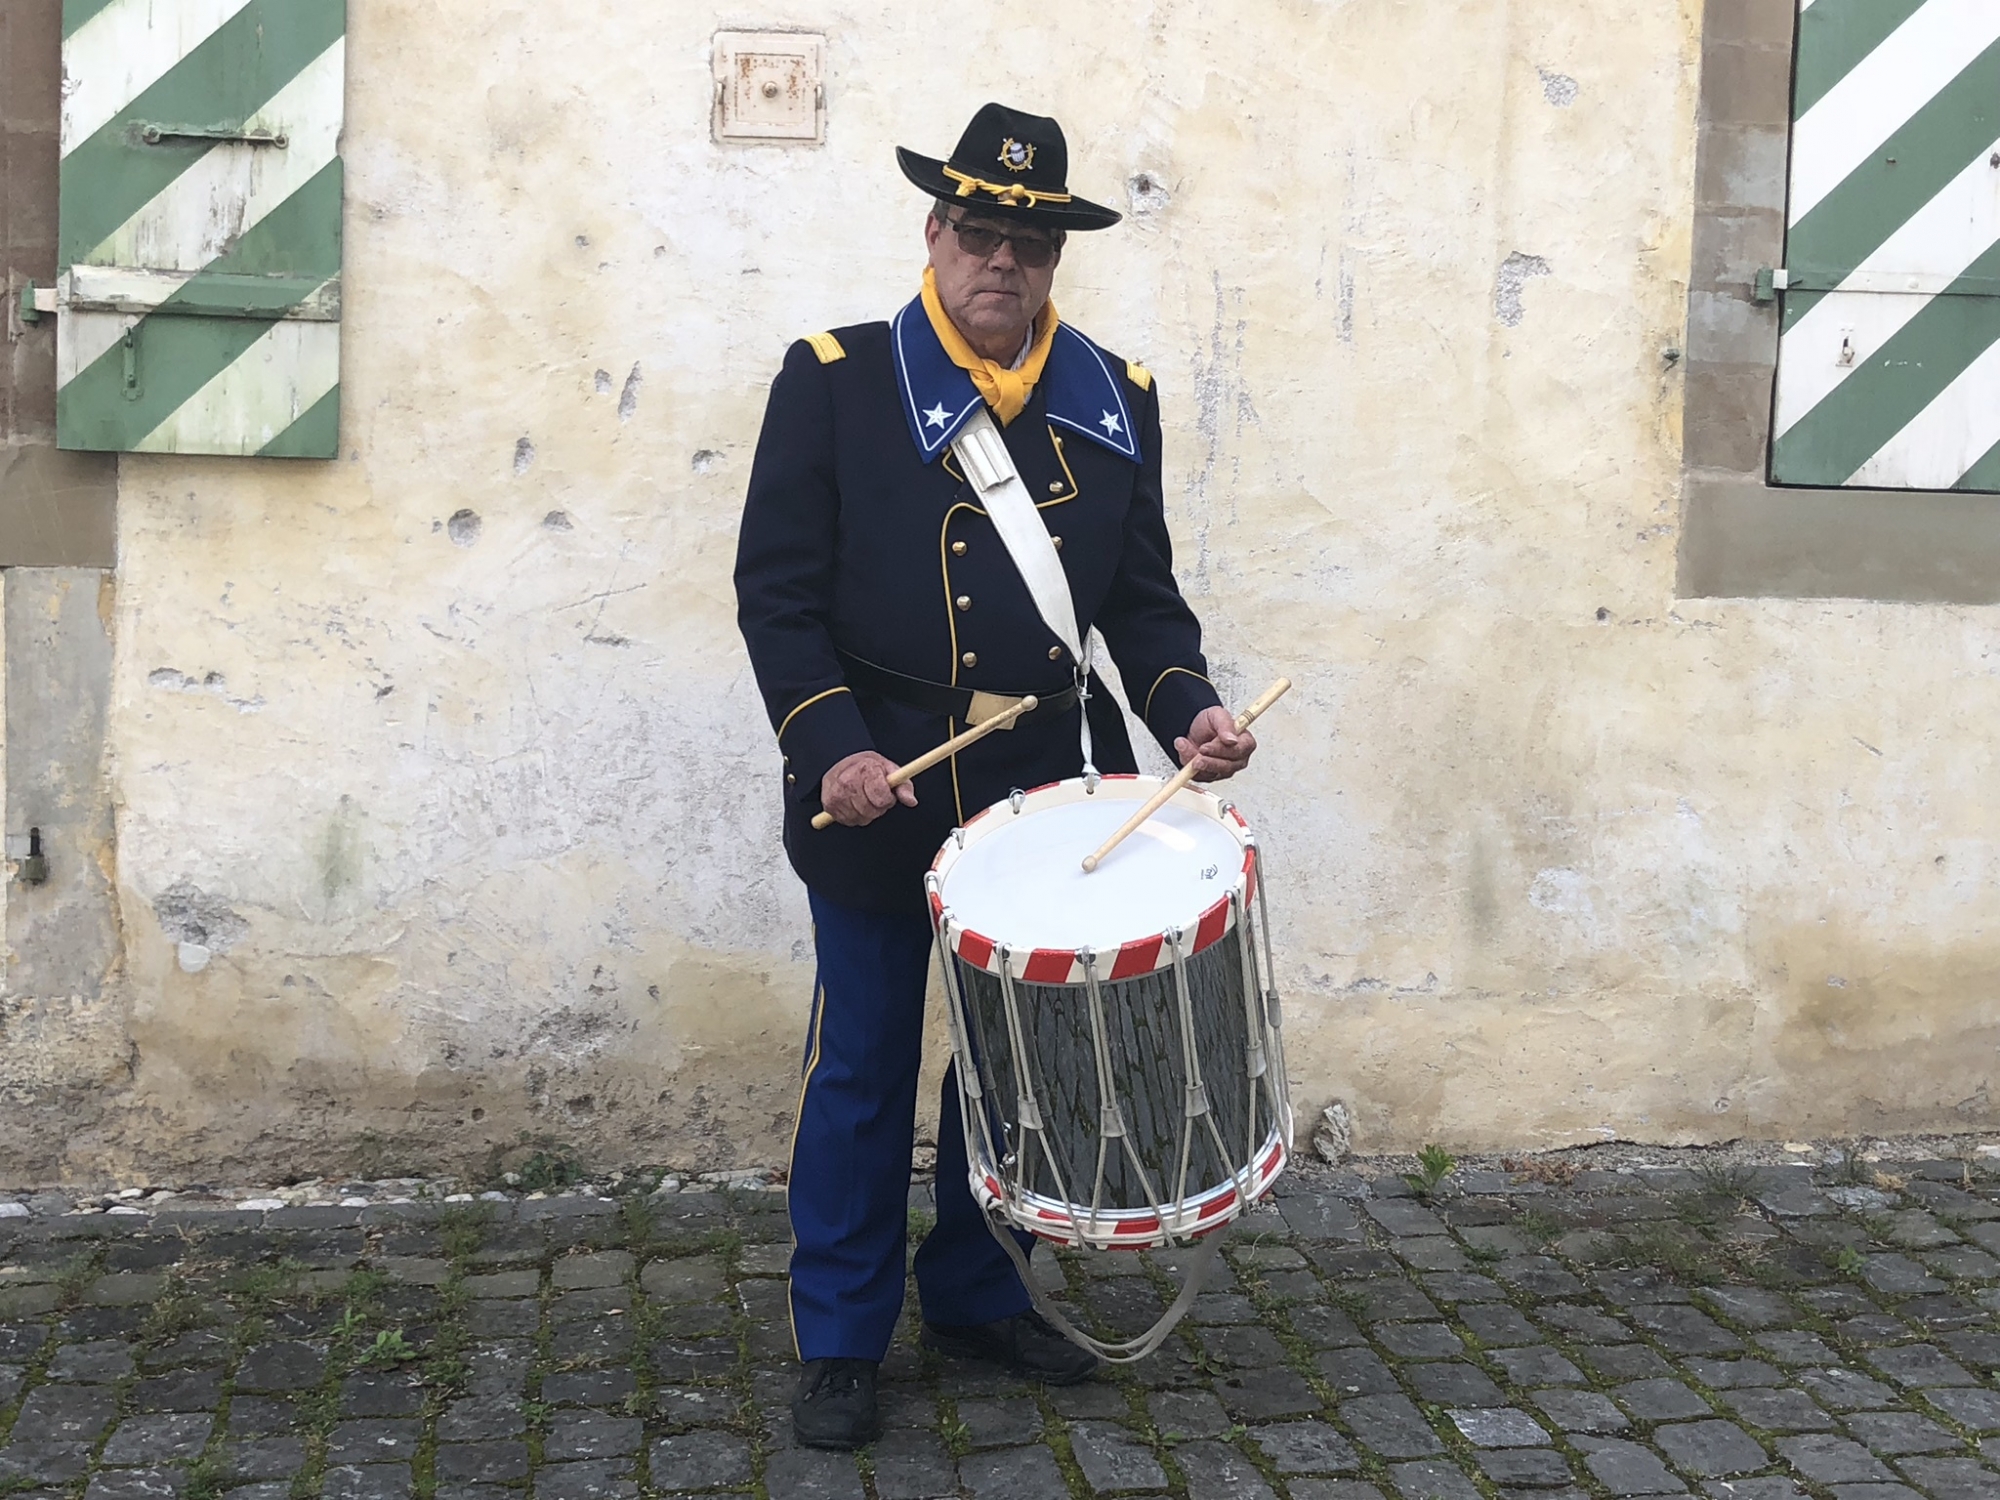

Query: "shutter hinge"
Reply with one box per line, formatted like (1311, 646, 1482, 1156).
(17, 281, 56, 323)
(1753, 267, 1791, 304)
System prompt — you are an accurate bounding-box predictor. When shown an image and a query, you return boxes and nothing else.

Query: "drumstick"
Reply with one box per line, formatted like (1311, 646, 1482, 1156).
(810, 695, 1039, 830)
(1080, 678, 1291, 873)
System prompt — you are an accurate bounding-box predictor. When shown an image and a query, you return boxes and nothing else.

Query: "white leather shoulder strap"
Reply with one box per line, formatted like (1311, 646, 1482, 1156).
(952, 408, 1082, 660)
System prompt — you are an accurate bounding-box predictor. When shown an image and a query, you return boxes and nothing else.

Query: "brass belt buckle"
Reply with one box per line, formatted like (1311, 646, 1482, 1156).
(967, 691, 1024, 728)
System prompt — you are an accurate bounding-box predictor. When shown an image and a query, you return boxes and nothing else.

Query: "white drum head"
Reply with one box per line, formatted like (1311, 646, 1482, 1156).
(933, 778, 1250, 958)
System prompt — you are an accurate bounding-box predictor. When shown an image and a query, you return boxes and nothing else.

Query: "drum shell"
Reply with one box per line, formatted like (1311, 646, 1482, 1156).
(952, 926, 1280, 1223)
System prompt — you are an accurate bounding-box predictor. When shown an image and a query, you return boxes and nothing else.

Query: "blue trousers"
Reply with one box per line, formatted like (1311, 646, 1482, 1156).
(787, 888, 1036, 1361)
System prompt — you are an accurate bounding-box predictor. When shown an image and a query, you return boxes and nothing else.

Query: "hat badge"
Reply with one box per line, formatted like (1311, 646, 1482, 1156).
(997, 137, 1035, 173)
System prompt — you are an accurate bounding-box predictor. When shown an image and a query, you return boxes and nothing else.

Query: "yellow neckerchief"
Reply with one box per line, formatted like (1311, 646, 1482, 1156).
(921, 265, 1058, 427)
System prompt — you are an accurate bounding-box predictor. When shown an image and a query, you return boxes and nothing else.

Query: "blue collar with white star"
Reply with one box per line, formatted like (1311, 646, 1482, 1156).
(890, 295, 1139, 465)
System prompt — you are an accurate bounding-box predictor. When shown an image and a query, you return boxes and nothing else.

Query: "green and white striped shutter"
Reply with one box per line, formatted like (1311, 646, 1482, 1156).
(55, 0, 344, 457)
(1770, 0, 2000, 491)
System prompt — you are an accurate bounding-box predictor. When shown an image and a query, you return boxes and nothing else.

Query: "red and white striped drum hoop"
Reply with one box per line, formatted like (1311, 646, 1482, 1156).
(927, 774, 1293, 1251)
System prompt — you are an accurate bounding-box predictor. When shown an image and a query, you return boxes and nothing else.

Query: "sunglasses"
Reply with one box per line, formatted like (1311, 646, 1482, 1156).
(944, 216, 1063, 269)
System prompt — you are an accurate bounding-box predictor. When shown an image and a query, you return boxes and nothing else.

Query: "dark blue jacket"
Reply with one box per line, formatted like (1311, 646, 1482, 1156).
(735, 297, 1223, 913)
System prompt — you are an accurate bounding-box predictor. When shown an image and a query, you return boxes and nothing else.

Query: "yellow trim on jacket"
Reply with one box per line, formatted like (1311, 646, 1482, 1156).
(1143, 666, 1215, 723)
(776, 686, 851, 743)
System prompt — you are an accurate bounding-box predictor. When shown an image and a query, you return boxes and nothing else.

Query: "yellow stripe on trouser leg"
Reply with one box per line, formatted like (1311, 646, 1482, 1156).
(786, 979, 826, 1360)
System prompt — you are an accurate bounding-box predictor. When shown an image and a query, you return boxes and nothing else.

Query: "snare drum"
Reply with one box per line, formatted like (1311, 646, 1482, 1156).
(927, 774, 1292, 1253)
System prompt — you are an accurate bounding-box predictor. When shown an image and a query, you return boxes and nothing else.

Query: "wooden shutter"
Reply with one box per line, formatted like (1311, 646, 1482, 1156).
(54, 0, 344, 457)
(1769, 0, 2000, 491)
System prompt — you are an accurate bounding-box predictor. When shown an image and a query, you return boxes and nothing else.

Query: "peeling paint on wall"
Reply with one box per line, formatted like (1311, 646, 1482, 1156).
(1494, 252, 1553, 328)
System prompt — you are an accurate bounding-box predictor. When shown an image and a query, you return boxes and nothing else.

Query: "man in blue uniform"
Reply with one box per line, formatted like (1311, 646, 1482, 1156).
(735, 102, 1258, 1449)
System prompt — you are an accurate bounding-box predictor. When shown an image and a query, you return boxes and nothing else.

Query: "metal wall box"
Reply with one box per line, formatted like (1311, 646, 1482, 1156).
(712, 31, 825, 145)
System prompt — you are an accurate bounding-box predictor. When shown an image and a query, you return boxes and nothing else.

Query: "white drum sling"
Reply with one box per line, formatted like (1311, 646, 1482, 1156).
(927, 773, 1292, 1360)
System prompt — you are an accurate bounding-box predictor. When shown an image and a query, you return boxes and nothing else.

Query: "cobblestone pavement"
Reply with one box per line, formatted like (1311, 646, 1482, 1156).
(6, 1148, 2000, 1500)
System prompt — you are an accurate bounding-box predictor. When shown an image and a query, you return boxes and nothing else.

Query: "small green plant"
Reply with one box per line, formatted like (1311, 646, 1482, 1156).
(332, 1305, 368, 1342)
(358, 1329, 419, 1368)
(230, 1257, 306, 1308)
(1516, 1209, 1562, 1247)
(143, 1286, 206, 1341)
(618, 1195, 656, 1248)
(1618, 1225, 1719, 1285)
(908, 1207, 937, 1243)
(182, 1455, 228, 1500)
(517, 1149, 583, 1194)
(1462, 1240, 1503, 1266)
(1834, 1245, 1869, 1278)
(51, 1253, 98, 1310)
(438, 1204, 494, 1261)
(1404, 1145, 1456, 1199)
(1859, 1212, 1898, 1245)
(1833, 1142, 1873, 1185)
(1670, 1191, 1726, 1229)
(1693, 1160, 1759, 1203)
(1188, 1344, 1229, 1379)
(339, 1267, 389, 1306)
(227, 1313, 271, 1355)
(1326, 1284, 1367, 1317)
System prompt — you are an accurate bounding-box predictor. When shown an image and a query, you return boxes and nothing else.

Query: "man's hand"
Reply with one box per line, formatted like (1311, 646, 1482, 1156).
(1174, 705, 1256, 782)
(819, 751, 917, 827)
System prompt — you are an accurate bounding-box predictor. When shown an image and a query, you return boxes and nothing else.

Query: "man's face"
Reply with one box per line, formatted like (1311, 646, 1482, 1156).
(924, 208, 1062, 352)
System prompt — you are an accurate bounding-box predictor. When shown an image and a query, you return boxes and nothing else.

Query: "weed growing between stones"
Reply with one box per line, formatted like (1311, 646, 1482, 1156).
(50, 1251, 100, 1310)
(514, 1151, 583, 1195)
(936, 1405, 970, 1457)
(1404, 1145, 1457, 1200)
(229, 1257, 308, 1310)
(1516, 1208, 1562, 1247)
(1616, 1222, 1723, 1284)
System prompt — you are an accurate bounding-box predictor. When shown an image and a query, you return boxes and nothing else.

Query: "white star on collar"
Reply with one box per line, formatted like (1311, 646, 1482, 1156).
(1098, 409, 1124, 437)
(923, 402, 951, 429)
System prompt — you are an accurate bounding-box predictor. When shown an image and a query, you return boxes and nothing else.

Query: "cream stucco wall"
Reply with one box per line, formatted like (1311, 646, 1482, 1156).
(7, 0, 1998, 1183)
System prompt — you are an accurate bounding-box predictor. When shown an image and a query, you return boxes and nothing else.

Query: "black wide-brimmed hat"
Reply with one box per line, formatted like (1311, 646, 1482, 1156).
(897, 102, 1122, 232)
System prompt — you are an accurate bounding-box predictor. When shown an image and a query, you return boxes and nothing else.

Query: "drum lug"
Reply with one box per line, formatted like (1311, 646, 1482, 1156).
(1083, 766, 1101, 794)
(1184, 1082, 1210, 1119)
(1008, 788, 1026, 816)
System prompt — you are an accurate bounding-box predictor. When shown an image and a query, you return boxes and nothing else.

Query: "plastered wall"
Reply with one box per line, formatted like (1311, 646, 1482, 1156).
(6, 0, 1997, 1185)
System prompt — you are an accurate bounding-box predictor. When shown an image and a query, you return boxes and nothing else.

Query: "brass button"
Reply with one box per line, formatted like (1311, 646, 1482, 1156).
(786, 774, 796, 784)
(1048, 480, 1063, 494)
(1051, 535, 1063, 550)
(951, 540, 967, 556)
(1048, 646, 1063, 661)
(955, 595, 972, 612)
(961, 651, 978, 669)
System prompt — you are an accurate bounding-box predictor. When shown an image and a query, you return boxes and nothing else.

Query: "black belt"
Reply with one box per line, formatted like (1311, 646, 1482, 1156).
(837, 650, 1079, 726)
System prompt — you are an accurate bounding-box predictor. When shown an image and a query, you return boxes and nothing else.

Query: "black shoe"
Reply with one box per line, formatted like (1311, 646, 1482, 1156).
(791, 1357, 881, 1449)
(922, 1309, 1099, 1385)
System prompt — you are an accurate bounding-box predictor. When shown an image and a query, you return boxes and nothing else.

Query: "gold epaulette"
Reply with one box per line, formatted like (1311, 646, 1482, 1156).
(1126, 360, 1153, 391)
(804, 331, 846, 364)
